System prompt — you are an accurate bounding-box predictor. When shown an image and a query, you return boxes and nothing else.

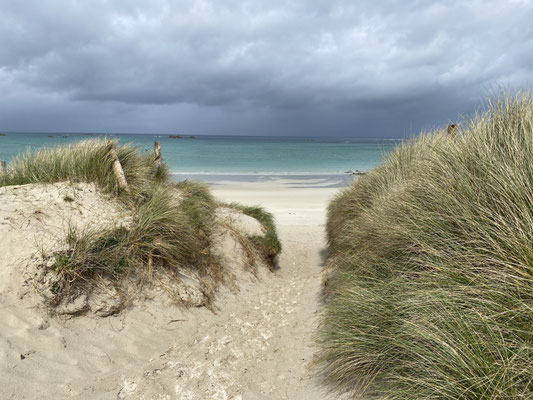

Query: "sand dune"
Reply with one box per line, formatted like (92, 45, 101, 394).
(0, 178, 342, 399)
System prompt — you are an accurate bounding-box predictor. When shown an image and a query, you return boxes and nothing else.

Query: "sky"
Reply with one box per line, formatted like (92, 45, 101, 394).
(1, 0, 532, 137)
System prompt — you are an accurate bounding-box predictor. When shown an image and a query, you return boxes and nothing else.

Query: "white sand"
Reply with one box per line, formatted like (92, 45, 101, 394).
(0, 178, 344, 399)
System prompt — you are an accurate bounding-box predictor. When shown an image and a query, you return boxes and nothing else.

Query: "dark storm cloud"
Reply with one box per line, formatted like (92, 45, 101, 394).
(1, 0, 533, 136)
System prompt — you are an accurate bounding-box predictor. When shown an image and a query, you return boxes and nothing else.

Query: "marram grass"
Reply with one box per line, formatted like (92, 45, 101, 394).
(0, 138, 168, 193)
(225, 202, 282, 268)
(318, 93, 533, 399)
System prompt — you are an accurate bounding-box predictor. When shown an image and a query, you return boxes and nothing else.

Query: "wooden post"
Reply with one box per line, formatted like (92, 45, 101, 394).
(154, 141, 162, 167)
(447, 124, 457, 135)
(0, 160, 6, 174)
(109, 144, 128, 191)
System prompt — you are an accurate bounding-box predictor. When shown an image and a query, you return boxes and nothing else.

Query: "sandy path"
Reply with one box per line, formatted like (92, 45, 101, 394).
(121, 180, 339, 399)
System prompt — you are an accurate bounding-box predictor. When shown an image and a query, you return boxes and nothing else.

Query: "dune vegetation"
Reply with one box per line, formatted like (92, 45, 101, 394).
(225, 202, 282, 268)
(318, 93, 533, 399)
(0, 139, 281, 308)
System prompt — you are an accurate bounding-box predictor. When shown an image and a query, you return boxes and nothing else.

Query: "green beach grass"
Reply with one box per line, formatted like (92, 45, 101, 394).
(225, 202, 282, 269)
(317, 93, 533, 399)
(0, 139, 280, 308)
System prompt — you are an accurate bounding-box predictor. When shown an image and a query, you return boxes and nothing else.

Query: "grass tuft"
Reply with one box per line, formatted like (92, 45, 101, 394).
(225, 203, 282, 269)
(318, 92, 533, 399)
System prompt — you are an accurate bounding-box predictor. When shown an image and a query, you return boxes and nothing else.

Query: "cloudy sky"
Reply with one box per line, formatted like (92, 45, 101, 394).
(1, 0, 532, 137)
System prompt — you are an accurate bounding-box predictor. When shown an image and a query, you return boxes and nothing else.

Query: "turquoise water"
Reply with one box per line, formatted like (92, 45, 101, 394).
(0, 133, 400, 174)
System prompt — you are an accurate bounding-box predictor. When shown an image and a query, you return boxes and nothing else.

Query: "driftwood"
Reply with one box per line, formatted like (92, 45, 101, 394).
(108, 144, 128, 190)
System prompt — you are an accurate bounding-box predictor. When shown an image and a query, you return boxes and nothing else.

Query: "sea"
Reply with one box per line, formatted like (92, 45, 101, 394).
(0, 133, 401, 186)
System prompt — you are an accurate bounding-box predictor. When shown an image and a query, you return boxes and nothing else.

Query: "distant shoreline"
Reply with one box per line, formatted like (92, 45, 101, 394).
(171, 172, 354, 187)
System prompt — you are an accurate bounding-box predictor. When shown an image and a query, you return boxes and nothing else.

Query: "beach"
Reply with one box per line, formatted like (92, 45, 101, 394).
(2, 99, 532, 399)
(2, 2, 531, 397)
(0, 175, 345, 399)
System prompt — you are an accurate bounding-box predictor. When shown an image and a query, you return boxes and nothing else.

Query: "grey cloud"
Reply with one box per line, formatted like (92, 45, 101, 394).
(1, 0, 533, 136)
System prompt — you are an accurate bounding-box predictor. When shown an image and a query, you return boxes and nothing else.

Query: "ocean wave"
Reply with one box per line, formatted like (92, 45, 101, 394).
(169, 171, 363, 176)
